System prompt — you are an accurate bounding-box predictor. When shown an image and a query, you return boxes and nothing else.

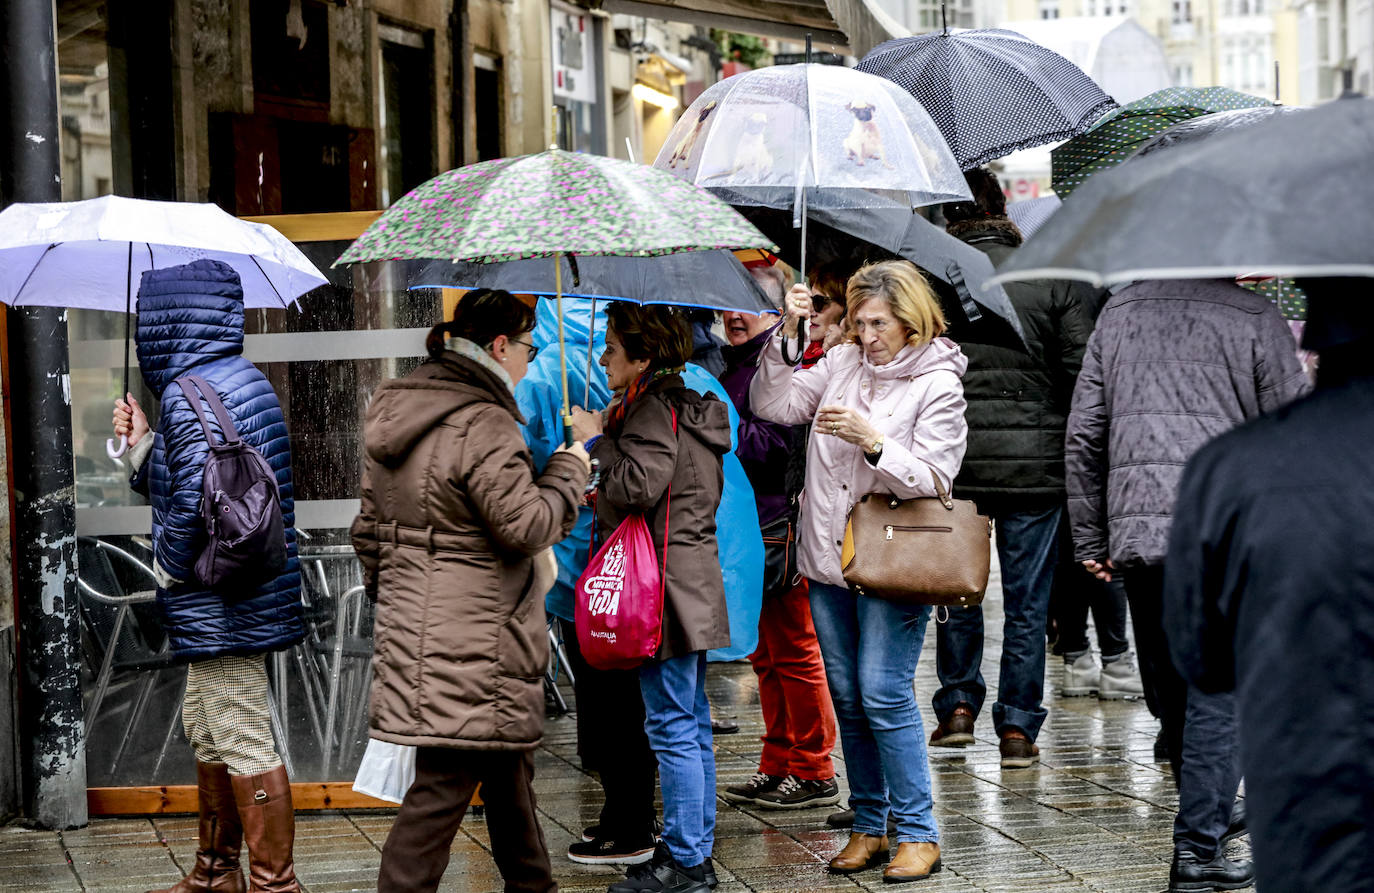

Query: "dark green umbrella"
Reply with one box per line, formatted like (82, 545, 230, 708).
(1051, 87, 1273, 199)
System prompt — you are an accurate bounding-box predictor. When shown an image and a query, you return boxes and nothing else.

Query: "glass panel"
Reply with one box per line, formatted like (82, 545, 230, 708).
(58, 1, 115, 201)
(73, 239, 440, 787)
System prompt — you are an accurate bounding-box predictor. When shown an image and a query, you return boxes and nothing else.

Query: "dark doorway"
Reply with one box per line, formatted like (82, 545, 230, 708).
(379, 34, 435, 205)
(474, 63, 502, 161)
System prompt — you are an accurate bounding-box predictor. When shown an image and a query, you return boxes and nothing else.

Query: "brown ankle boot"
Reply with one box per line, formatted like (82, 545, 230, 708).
(229, 766, 300, 892)
(827, 832, 890, 874)
(882, 842, 942, 883)
(147, 761, 245, 893)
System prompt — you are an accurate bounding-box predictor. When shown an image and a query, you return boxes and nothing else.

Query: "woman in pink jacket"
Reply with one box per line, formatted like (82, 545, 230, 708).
(750, 260, 968, 884)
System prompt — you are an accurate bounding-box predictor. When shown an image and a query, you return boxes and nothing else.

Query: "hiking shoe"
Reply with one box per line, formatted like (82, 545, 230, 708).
(753, 775, 842, 809)
(929, 705, 976, 747)
(1060, 651, 1100, 697)
(1099, 652, 1144, 700)
(1168, 850, 1254, 891)
(608, 843, 708, 893)
(569, 832, 656, 865)
(999, 729, 1040, 768)
(721, 772, 784, 805)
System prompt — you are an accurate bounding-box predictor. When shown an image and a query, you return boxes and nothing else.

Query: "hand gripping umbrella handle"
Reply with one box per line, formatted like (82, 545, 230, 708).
(107, 434, 129, 460)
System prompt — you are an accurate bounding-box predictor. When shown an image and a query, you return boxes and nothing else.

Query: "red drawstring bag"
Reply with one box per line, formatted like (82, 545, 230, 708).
(575, 410, 674, 670)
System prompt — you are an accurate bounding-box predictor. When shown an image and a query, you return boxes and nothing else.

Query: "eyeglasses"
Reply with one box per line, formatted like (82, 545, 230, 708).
(511, 338, 540, 360)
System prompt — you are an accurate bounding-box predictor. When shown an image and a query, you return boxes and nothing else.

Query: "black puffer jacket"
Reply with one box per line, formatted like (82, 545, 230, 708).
(950, 220, 1100, 507)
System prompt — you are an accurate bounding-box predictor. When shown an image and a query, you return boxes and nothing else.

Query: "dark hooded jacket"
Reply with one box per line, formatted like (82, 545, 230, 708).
(352, 349, 587, 750)
(719, 323, 798, 527)
(133, 259, 303, 660)
(589, 375, 733, 659)
(1163, 374, 1374, 893)
(949, 219, 1099, 507)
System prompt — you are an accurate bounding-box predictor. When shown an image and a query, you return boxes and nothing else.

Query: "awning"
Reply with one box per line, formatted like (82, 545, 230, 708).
(601, 0, 908, 57)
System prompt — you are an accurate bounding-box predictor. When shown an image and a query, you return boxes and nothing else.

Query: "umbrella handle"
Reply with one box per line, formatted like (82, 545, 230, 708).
(107, 434, 129, 460)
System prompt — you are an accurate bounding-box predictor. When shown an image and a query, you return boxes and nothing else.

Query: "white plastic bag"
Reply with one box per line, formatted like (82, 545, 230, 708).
(352, 738, 416, 804)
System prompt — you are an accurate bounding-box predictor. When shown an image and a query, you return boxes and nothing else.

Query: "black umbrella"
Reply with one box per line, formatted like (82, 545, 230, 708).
(737, 204, 1028, 350)
(990, 97, 1374, 287)
(856, 29, 1117, 170)
(407, 250, 775, 314)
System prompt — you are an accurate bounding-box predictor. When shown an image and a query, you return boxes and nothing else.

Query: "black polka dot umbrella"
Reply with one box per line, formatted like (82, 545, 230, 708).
(856, 28, 1118, 170)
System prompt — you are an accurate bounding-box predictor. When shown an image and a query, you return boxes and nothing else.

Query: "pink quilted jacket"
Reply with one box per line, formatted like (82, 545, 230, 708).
(749, 331, 969, 588)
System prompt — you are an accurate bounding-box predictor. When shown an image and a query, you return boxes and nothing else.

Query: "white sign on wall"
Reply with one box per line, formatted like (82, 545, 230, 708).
(551, 2, 597, 104)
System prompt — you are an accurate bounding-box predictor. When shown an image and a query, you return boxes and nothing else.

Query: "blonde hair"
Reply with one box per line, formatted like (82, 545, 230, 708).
(844, 261, 947, 349)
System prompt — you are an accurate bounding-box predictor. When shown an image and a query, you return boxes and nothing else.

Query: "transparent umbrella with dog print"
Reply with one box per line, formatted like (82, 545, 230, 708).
(653, 61, 970, 358)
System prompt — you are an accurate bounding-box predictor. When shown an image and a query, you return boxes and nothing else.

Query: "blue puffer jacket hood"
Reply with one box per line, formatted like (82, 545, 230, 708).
(134, 259, 303, 660)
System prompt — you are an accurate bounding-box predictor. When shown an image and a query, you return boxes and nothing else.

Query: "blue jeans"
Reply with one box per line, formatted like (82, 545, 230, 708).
(809, 581, 938, 844)
(934, 504, 1061, 741)
(639, 652, 715, 868)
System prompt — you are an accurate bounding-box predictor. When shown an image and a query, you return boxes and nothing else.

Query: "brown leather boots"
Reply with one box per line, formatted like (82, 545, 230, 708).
(229, 766, 300, 892)
(146, 762, 298, 893)
(827, 833, 943, 883)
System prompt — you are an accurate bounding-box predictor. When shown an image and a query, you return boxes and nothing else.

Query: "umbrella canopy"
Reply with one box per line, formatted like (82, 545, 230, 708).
(652, 63, 969, 214)
(856, 29, 1118, 170)
(407, 250, 776, 314)
(736, 204, 1027, 349)
(0, 195, 327, 309)
(1006, 195, 1062, 240)
(990, 97, 1374, 288)
(336, 148, 772, 265)
(1131, 104, 1305, 159)
(1050, 86, 1273, 198)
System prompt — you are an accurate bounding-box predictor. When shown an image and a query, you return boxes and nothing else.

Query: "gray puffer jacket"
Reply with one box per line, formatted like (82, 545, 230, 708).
(1065, 279, 1309, 566)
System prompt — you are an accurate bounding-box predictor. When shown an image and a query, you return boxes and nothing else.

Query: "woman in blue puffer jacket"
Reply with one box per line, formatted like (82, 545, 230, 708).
(113, 259, 304, 893)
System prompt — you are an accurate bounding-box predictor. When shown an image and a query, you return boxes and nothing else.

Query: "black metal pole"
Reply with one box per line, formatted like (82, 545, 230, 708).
(0, 0, 88, 830)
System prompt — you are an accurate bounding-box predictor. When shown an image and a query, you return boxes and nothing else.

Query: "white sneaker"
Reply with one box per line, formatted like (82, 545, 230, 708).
(1061, 652, 1100, 697)
(1099, 652, 1145, 700)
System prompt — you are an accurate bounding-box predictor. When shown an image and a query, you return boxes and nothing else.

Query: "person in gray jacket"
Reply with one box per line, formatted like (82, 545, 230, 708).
(1065, 277, 1308, 892)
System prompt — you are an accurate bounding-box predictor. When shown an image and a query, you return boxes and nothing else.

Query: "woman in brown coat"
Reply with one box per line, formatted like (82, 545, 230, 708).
(352, 289, 591, 893)
(570, 304, 732, 893)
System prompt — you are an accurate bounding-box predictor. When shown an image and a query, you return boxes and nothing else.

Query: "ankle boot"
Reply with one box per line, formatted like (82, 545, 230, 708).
(148, 761, 246, 893)
(827, 833, 889, 874)
(229, 766, 300, 892)
(882, 842, 942, 883)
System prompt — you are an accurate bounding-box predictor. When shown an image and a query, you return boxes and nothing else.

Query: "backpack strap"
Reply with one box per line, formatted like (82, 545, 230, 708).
(177, 374, 244, 446)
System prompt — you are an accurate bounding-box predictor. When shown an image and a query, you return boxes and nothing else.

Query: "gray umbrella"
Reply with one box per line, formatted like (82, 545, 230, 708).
(1006, 195, 1062, 240)
(991, 97, 1374, 287)
(1131, 105, 1305, 159)
(407, 250, 775, 314)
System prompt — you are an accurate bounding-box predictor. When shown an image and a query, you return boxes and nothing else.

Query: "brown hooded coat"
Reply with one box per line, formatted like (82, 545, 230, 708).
(352, 351, 587, 750)
(588, 375, 733, 659)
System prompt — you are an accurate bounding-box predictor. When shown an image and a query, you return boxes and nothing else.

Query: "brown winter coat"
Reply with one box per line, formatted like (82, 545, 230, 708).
(588, 375, 732, 659)
(352, 350, 588, 750)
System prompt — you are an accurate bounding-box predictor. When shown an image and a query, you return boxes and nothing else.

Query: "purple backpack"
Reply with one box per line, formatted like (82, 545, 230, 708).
(176, 374, 287, 589)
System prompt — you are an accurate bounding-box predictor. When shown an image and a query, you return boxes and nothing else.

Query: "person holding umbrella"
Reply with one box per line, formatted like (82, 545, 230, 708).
(750, 260, 968, 882)
(111, 259, 306, 893)
(352, 288, 591, 893)
(570, 304, 733, 893)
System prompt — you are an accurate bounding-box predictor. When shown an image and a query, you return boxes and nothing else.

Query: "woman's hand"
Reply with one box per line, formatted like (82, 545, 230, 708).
(569, 406, 603, 443)
(815, 405, 879, 449)
(782, 284, 812, 339)
(821, 322, 846, 351)
(113, 393, 149, 447)
(555, 441, 592, 476)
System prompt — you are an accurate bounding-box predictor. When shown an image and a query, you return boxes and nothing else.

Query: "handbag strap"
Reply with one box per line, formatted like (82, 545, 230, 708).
(928, 467, 955, 511)
(659, 408, 677, 601)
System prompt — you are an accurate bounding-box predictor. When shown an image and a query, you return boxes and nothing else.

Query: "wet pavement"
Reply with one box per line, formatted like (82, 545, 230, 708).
(0, 579, 1251, 893)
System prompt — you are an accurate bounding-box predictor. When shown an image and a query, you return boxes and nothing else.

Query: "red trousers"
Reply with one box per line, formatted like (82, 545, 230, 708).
(751, 580, 838, 780)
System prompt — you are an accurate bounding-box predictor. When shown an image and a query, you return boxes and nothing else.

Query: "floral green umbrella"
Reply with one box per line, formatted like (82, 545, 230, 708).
(1051, 87, 1273, 199)
(337, 147, 774, 441)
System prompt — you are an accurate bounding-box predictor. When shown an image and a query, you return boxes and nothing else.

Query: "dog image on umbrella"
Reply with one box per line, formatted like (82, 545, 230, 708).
(667, 100, 717, 168)
(843, 100, 894, 169)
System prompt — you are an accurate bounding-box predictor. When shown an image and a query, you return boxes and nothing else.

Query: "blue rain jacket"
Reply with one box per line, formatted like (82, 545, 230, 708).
(133, 259, 304, 660)
(515, 297, 763, 661)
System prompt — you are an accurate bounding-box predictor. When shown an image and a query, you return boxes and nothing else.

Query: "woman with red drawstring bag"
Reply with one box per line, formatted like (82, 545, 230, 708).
(570, 303, 733, 893)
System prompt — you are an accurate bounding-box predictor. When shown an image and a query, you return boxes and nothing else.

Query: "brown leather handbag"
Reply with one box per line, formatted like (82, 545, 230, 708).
(840, 469, 992, 607)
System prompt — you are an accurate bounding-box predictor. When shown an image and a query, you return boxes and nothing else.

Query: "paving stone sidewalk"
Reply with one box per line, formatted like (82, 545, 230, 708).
(0, 580, 1250, 893)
